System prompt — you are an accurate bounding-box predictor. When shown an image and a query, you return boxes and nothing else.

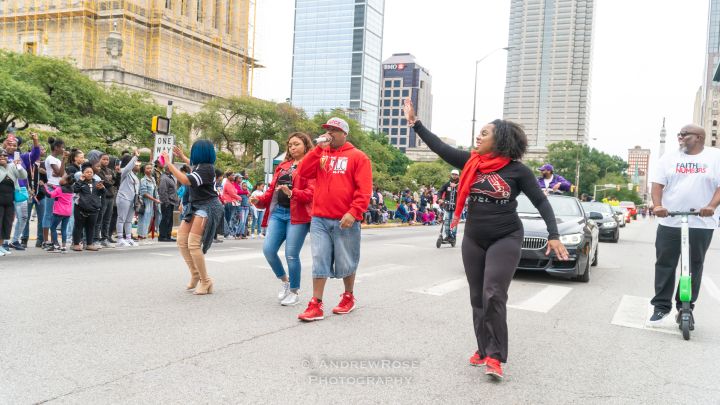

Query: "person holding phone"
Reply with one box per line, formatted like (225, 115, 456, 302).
(251, 132, 315, 306)
(294, 118, 373, 321)
(403, 98, 568, 379)
(115, 150, 140, 247)
(160, 142, 224, 295)
(3, 132, 40, 251)
(0, 147, 27, 256)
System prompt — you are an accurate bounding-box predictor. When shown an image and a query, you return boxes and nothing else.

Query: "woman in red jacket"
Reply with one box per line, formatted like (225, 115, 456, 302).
(251, 132, 315, 306)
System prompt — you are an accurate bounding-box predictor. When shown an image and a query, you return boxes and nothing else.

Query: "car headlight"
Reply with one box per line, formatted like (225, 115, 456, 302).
(602, 221, 617, 228)
(559, 233, 583, 245)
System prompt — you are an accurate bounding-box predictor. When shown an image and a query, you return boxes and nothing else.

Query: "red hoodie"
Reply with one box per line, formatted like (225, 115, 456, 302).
(296, 142, 372, 221)
(255, 160, 315, 227)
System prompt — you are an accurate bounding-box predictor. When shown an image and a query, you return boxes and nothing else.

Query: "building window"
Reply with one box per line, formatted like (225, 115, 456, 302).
(383, 100, 390, 107)
(401, 119, 407, 125)
(391, 138, 398, 145)
(393, 90, 400, 97)
(197, 0, 202, 21)
(399, 138, 407, 145)
(391, 118, 398, 126)
(384, 80, 392, 87)
(391, 128, 398, 135)
(394, 80, 401, 87)
(714, 120, 718, 126)
(402, 90, 409, 97)
(382, 128, 389, 134)
(392, 109, 399, 116)
(383, 110, 390, 117)
(384, 90, 391, 97)
(23, 42, 37, 54)
(392, 99, 400, 107)
(383, 119, 389, 125)
(400, 128, 407, 135)
(165, 0, 171, 9)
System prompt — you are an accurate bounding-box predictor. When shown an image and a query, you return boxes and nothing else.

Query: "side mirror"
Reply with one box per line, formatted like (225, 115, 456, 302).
(588, 212, 603, 220)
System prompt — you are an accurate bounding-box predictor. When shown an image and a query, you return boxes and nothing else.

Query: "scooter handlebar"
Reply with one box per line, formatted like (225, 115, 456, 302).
(668, 211, 701, 217)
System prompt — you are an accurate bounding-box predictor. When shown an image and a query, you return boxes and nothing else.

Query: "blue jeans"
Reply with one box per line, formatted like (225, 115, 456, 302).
(23, 197, 45, 243)
(224, 203, 238, 236)
(235, 206, 249, 236)
(137, 201, 155, 237)
(252, 209, 266, 235)
(42, 193, 55, 228)
(51, 215, 70, 246)
(310, 216, 361, 279)
(263, 206, 310, 290)
(66, 211, 75, 240)
(12, 200, 28, 243)
(443, 209, 457, 240)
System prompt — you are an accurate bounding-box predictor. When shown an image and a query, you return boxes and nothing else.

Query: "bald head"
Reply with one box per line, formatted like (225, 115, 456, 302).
(681, 124, 705, 139)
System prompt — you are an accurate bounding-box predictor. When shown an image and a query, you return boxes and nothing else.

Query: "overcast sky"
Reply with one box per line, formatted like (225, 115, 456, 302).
(252, 0, 708, 168)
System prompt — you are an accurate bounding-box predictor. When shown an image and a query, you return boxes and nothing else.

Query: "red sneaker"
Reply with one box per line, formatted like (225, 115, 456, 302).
(298, 297, 324, 321)
(469, 351, 487, 367)
(485, 358, 504, 379)
(332, 292, 356, 314)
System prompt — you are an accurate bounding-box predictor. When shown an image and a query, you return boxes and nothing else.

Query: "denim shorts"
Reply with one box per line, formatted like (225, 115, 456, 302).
(310, 216, 361, 279)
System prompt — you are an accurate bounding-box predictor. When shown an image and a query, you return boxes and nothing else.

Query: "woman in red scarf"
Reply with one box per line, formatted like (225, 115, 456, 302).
(404, 99, 569, 380)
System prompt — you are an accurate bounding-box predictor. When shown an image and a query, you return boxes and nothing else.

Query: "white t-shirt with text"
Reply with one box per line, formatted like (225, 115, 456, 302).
(650, 147, 720, 229)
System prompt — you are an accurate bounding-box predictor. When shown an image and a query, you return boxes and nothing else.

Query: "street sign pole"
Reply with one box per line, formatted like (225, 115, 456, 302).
(262, 139, 280, 185)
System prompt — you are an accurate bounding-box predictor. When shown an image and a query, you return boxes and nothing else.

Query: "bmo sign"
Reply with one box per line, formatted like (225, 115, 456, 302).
(383, 63, 406, 70)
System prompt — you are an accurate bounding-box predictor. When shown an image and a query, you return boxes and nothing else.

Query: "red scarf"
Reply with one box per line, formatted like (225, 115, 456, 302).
(451, 152, 511, 229)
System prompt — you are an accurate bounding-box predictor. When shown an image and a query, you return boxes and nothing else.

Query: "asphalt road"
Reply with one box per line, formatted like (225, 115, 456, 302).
(2, 218, 720, 404)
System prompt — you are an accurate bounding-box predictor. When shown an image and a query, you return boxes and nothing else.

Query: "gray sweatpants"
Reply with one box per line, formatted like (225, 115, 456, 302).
(116, 197, 134, 239)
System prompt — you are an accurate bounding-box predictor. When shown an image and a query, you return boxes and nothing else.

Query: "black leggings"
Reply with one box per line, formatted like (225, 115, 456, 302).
(73, 206, 99, 246)
(0, 202, 14, 240)
(461, 228, 523, 363)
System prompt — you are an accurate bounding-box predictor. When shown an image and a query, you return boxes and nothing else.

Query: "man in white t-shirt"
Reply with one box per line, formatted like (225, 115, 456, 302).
(648, 124, 720, 325)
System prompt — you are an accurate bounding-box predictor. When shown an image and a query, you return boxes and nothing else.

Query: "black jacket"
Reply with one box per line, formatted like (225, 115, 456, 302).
(73, 179, 105, 212)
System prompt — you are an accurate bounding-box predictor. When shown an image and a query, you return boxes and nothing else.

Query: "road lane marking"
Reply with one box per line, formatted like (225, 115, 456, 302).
(703, 277, 720, 303)
(150, 253, 173, 257)
(355, 264, 410, 283)
(610, 295, 678, 335)
(507, 285, 572, 313)
(206, 252, 266, 263)
(409, 278, 467, 296)
(212, 247, 252, 252)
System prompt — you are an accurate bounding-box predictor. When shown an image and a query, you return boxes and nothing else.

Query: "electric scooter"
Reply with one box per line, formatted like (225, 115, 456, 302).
(668, 210, 700, 340)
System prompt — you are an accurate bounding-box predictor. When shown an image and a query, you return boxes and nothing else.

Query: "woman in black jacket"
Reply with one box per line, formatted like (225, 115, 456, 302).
(72, 162, 105, 252)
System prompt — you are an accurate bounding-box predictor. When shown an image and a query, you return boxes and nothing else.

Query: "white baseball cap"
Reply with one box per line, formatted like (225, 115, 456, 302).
(451, 169, 460, 175)
(322, 117, 350, 134)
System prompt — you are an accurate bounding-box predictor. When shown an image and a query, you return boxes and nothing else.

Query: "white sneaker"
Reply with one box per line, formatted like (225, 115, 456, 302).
(260, 234, 265, 239)
(250, 234, 255, 239)
(280, 292, 300, 306)
(278, 281, 290, 301)
(0, 246, 11, 255)
(116, 238, 129, 247)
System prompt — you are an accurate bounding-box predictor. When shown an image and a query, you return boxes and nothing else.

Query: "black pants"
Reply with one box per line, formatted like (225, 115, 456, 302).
(461, 228, 523, 363)
(73, 206, 99, 246)
(96, 197, 114, 241)
(651, 225, 714, 312)
(0, 202, 14, 240)
(159, 203, 175, 239)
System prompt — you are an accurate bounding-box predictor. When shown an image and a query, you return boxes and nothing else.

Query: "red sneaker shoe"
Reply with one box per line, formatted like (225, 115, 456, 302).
(469, 351, 487, 367)
(485, 358, 504, 379)
(332, 292, 356, 314)
(298, 297, 324, 321)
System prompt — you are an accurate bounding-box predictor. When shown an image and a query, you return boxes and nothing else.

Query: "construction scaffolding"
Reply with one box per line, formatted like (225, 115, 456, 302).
(0, 0, 258, 104)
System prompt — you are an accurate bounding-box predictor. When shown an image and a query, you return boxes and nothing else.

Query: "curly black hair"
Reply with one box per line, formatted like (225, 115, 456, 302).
(490, 119, 527, 160)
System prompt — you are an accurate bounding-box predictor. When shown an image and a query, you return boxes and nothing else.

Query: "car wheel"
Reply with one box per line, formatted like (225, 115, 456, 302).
(591, 243, 599, 267)
(576, 251, 590, 283)
(612, 230, 619, 243)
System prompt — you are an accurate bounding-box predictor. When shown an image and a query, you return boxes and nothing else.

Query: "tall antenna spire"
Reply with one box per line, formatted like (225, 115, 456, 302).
(659, 117, 667, 157)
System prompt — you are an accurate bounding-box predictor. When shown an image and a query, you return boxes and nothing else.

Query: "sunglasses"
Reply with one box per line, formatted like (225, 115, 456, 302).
(677, 132, 699, 138)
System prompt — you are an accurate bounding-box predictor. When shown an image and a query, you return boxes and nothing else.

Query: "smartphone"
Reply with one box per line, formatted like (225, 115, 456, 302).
(13, 151, 20, 162)
(157, 154, 166, 167)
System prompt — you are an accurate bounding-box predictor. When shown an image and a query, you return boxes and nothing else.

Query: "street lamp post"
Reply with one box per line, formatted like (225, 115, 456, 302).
(471, 47, 512, 147)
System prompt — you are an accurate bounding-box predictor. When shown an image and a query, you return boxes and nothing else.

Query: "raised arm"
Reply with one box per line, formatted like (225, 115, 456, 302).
(122, 154, 138, 176)
(404, 98, 470, 169)
(517, 165, 559, 240)
(296, 146, 322, 180)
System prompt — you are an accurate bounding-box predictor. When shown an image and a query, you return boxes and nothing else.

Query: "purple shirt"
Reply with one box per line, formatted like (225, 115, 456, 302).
(8, 145, 40, 188)
(537, 174, 572, 192)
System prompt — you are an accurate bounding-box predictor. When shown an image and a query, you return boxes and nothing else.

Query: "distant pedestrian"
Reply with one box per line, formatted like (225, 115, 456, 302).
(115, 150, 140, 247)
(0, 147, 28, 256)
(158, 164, 180, 242)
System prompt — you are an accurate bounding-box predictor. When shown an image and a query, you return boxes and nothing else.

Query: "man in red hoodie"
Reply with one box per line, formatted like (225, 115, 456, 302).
(295, 117, 373, 321)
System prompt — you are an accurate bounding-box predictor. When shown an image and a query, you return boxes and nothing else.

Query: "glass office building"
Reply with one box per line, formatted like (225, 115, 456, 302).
(699, 0, 720, 147)
(503, 0, 595, 159)
(291, 0, 384, 131)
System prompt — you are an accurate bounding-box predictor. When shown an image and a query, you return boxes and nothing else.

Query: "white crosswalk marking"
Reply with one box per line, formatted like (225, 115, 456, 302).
(206, 252, 266, 263)
(356, 264, 409, 282)
(703, 276, 720, 303)
(410, 278, 467, 296)
(150, 253, 173, 257)
(507, 285, 572, 313)
(611, 295, 678, 335)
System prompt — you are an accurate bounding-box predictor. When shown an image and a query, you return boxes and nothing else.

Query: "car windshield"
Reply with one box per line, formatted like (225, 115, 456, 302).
(581, 202, 613, 215)
(517, 194, 583, 217)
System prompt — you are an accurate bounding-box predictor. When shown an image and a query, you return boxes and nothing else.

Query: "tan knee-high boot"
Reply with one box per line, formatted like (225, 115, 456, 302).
(189, 233, 213, 295)
(177, 232, 200, 290)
